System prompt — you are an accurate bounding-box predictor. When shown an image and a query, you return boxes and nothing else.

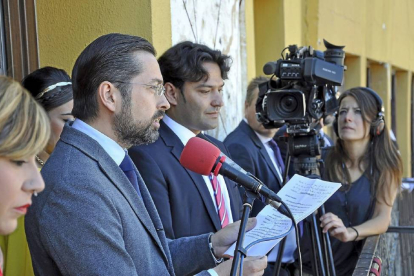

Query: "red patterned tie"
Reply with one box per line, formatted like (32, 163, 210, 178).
(209, 173, 229, 228)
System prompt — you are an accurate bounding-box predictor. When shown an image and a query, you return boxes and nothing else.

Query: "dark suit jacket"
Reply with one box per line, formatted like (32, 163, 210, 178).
(223, 120, 284, 217)
(129, 121, 243, 239)
(25, 123, 214, 276)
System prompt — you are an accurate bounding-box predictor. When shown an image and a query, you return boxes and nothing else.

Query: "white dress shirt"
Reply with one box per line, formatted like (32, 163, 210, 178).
(72, 119, 126, 164)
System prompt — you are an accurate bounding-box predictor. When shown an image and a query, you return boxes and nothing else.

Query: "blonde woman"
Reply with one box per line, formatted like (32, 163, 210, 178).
(0, 76, 50, 276)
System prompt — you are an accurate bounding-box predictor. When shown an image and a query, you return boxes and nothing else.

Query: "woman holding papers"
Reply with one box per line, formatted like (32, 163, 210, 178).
(319, 87, 402, 275)
(0, 76, 49, 276)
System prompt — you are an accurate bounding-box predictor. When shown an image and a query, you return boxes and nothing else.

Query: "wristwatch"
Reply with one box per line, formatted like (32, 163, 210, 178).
(208, 233, 224, 265)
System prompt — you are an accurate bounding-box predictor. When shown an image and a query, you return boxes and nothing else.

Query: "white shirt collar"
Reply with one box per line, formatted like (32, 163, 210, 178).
(72, 119, 126, 165)
(255, 131, 273, 144)
(243, 118, 273, 144)
(162, 114, 197, 146)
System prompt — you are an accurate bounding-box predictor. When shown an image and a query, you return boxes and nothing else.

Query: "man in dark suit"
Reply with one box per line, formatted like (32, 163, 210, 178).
(25, 34, 266, 276)
(224, 76, 297, 275)
(129, 42, 243, 240)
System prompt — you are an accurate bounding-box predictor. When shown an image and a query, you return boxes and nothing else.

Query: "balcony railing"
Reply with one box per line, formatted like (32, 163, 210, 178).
(352, 179, 414, 275)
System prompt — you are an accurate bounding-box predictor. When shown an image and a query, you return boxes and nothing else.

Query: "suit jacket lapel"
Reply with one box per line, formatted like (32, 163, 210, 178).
(160, 122, 222, 231)
(134, 169, 172, 270)
(61, 125, 169, 265)
(240, 121, 283, 190)
(223, 176, 242, 221)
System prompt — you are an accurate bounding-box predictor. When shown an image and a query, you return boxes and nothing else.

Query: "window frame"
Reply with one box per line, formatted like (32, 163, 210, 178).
(1, 0, 39, 80)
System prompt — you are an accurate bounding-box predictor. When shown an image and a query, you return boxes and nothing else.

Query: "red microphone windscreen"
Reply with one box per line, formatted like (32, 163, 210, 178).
(180, 137, 221, 175)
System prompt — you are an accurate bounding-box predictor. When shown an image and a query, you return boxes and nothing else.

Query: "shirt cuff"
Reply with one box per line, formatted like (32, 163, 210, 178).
(207, 268, 219, 276)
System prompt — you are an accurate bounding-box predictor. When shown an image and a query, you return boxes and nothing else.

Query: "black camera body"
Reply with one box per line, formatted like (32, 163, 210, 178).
(265, 56, 344, 86)
(256, 40, 346, 131)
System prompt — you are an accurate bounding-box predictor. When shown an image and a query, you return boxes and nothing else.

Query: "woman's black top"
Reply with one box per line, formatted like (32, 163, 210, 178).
(324, 173, 375, 276)
(300, 148, 375, 276)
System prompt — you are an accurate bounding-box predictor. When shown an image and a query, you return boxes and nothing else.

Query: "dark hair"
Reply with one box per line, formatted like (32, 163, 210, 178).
(246, 76, 269, 105)
(22, 66, 73, 112)
(325, 87, 402, 205)
(71, 33, 155, 122)
(158, 41, 231, 99)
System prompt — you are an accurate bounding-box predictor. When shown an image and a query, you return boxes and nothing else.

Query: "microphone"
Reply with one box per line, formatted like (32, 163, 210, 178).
(196, 133, 248, 175)
(180, 137, 289, 217)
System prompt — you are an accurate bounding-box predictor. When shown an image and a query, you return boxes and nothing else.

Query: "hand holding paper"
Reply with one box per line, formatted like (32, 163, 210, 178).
(224, 174, 341, 257)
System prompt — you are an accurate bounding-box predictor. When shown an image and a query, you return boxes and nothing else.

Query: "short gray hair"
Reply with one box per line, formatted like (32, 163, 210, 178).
(245, 76, 269, 105)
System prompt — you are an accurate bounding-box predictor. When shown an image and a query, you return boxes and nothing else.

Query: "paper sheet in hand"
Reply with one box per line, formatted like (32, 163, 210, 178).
(224, 174, 341, 257)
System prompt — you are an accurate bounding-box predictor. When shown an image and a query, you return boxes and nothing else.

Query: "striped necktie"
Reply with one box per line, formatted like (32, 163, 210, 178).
(209, 173, 229, 228)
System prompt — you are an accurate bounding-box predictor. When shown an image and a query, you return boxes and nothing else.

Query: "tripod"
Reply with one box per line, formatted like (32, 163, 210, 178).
(272, 130, 336, 276)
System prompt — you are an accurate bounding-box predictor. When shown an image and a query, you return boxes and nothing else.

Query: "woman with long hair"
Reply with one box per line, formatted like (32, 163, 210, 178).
(320, 87, 402, 275)
(0, 76, 50, 275)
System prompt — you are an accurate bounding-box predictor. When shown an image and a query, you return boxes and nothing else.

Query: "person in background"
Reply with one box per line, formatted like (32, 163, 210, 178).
(22, 66, 74, 167)
(224, 76, 296, 276)
(0, 76, 49, 276)
(317, 87, 402, 275)
(0, 67, 73, 276)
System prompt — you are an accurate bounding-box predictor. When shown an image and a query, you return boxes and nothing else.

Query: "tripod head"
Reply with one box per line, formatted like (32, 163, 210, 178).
(279, 122, 323, 177)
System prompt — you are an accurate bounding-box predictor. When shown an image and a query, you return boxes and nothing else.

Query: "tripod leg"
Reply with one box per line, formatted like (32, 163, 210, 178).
(308, 218, 319, 276)
(310, 213, 326, 276)
(272, 236, 287, 276)
(319, 205, 336, 276)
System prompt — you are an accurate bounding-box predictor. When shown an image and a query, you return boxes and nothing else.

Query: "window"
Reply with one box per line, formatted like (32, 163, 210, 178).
(1, 0, 39, 80)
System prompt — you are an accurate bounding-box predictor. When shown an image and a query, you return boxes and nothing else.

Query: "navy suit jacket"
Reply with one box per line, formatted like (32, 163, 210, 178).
(129, 121, 243, 239)
(224, 120, 284, 217)
(25, 123, 214, 276)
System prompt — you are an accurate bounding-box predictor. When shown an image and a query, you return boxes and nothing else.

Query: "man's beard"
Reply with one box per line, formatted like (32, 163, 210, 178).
(113, 100, 164, 148)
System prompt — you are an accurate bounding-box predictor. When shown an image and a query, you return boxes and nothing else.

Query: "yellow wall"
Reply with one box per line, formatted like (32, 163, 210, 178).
(395, 70, 412, 177)
(344, 55, 367, 89)
(253, 0, 303, 77)
(36, 0, 171, 74)
(283, 0, 302, 46)
(245, 0, 256, 81)
(254, 0, 285, 77)
(315, 0, 414, 71)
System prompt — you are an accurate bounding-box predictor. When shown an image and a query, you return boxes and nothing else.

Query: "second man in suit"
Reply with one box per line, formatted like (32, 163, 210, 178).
(129, 42, 243, 241)
(224, 76, 298, 275)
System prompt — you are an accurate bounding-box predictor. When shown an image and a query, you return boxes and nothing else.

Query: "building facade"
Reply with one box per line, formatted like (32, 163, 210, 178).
(2, 0, 413, 176)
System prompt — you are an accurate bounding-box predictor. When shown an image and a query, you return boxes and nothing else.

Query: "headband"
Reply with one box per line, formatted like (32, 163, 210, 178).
(35, 82, 72, 100)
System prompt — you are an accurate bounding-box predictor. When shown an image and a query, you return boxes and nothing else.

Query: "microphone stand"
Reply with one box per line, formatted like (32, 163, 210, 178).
(273, 235, 287, 275)
(230, 190, 258, 276)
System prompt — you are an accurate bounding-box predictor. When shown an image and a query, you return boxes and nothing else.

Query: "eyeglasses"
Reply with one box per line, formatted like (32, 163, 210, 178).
(117, 82, 165, 97)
